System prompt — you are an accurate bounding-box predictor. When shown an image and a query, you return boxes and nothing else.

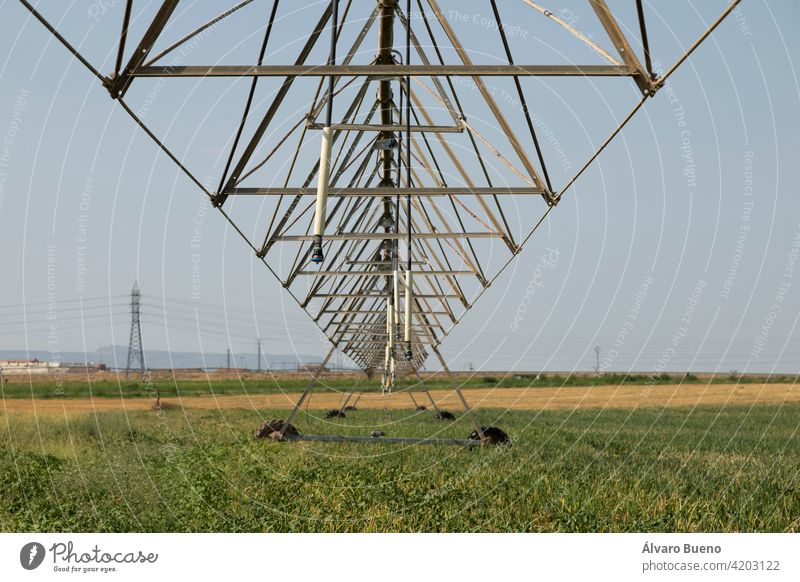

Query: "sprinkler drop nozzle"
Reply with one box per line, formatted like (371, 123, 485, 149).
(311, 236, 324, 263)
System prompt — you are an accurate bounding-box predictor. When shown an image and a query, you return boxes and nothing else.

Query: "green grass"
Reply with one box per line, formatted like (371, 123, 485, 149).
(2, 403, 799, 532)
(2, 372, 794, 400)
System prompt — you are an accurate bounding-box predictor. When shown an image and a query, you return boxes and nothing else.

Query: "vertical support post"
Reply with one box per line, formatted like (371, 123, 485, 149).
(311, 126, 333, 261)
(404, 269, 413, 360)
(404, 0, 413, 363)
(114, 0, 134, 79)
(383, 294, 393, 394)
(430, 345, 483, 437)
(393, 269, 400, 340)
(635, 0, 654, 79)
(280, 343, 338, 437)
(311, 0, 339, 262)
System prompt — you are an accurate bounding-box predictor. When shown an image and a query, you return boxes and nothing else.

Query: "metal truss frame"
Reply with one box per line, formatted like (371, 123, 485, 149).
(18, 0, 741, 444)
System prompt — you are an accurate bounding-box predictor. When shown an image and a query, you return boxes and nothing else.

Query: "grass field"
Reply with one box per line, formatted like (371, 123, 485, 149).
(2, 383, 798, 414)
(2, 401, 799, 532)
(1, 371, 796, 400)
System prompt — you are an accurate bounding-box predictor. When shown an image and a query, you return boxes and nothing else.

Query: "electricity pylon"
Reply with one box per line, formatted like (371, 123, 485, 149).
(125, 282, 145, 380)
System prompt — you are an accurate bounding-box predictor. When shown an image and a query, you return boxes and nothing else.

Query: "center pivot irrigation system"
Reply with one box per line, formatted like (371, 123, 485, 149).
(20, 0, 740, 445)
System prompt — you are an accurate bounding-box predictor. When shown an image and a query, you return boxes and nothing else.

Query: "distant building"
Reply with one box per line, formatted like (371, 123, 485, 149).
(0, 359, 57, 374)
(0, 359, 106, 375)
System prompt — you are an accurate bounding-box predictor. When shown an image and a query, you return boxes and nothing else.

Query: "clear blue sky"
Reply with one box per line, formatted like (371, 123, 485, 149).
(0, 0, 798, 374)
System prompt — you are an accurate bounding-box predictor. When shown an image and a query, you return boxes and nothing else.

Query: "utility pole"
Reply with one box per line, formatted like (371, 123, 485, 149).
(125, 282, 146, 380)
(257, 338, 262, 372)
(226, 348, 231, 369)
(594, 346, 601, 375)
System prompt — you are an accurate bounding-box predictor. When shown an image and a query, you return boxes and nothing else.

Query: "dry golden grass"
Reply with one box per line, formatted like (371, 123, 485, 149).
(2, 382, 797, 416)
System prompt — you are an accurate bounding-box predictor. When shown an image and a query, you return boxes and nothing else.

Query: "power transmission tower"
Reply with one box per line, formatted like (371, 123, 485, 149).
(257, 338, 263, 372)
(594, 346, 602, 375)
(226, 348, 231, 369)
(125, 282, 145, 380)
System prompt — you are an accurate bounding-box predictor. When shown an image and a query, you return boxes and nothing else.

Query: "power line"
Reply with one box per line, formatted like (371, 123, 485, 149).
(0, 295, 127, 310)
